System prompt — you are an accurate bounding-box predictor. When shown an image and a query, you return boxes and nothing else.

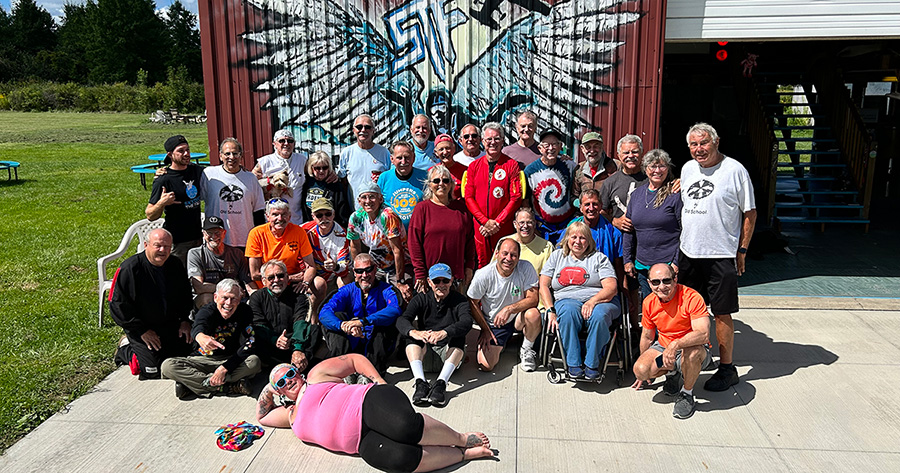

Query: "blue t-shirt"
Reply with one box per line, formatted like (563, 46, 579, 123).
(338, 143, 392, 209)
(377, 168, 428, 228)
(568, 216, 623, 260)
(413, 141, 437, 171)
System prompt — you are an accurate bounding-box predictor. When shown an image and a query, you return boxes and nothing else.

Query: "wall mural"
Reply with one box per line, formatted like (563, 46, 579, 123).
(241, 0, 642, 153)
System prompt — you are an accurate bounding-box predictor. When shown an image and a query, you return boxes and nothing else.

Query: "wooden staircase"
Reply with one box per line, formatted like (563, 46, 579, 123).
(755, 73, 870, 230)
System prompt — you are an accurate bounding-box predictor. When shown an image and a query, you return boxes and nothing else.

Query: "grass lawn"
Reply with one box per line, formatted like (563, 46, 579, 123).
(0, 111, 209, 452)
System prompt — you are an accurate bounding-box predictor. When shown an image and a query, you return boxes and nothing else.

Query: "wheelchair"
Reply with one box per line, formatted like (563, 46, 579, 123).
(539, 290, 634, 386)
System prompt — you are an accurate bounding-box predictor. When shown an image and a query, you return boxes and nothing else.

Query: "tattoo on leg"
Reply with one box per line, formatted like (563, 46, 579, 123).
(465, 434, 481, 448)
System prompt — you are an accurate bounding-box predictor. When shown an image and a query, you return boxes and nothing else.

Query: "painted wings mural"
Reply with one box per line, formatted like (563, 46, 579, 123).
(242, 0, 642, 153)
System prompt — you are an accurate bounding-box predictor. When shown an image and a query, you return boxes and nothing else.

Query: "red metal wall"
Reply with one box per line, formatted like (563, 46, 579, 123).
(199, 0, 667, 167)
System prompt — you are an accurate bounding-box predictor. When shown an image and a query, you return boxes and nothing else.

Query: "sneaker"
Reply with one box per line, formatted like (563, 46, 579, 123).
(673, 392, 695, 419)
(228, 379, 251, 396)
(427, 379, 447, 407)
(584, 366, 601, 380)
(412, 379, 430, 406)
(520, 348, 537, 372)
(704, 366, 739, 392)
(567, 366, 584, 378)
(343, 374, 358, 384)
(174, 382, 190, 400)
(663, 371, 683, 396)
(356, 374, 372, 385)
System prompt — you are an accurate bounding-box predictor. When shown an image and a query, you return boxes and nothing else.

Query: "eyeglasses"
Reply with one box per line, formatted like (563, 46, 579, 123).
(266, 272, 287, 281)
(353, 265, 376, 274)
(267, 198, 288, 205)
(648, 277, 674, 286)
(277, 138, 295, 144)
(647, 164, 667, 170)
(431, 178, 452, 185)
(222, 151, 241, 156)
(431, 277, 451, 285)
(688, 139, 711, 149)
(462, 134, 480, 140)
(314, 211, 333, 218)
(313, 166, 329, 171)
(273, 367, 297, 389)
(354, 124, 373, 131)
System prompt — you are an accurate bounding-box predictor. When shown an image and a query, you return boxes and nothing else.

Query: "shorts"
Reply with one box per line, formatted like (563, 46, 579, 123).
(677, 255, 739, 315)
(650, 341, 712, 373)
(404, 337, 465, 372)
(489, 317, 518, 347)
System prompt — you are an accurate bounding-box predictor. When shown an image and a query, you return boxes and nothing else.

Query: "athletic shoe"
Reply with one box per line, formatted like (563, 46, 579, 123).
(412, 379, 430, 406)
(520, 348, 537, 372)
(663, 371, 683, 396)
(427, 379, 447, 407)
(584, 366, 601, 380)
(704, 366, 739, 392)
(356, 374, 372, 385)
(673, 392, 695, 419)
(567, 366, 584, 378)
(228, 379, 251, 396)
(174, 382, 190, 400)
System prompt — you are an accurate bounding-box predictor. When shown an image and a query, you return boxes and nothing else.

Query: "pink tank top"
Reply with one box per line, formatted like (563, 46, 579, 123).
(291, 382, 374, 454)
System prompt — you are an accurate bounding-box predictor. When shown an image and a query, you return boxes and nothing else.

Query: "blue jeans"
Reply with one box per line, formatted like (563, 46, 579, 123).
(636, 268, 652, 304)
(556, 296, 621, 369)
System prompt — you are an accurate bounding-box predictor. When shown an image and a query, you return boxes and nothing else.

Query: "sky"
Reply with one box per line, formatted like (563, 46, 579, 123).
(1, 0, 200, 21)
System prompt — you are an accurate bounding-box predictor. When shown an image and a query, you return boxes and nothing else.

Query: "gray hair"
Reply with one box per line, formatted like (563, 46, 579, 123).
(265, 198, 291, 215)
(482, 122, 506, 140)
(423, 165, 451, 200)
(354, 253, 375, 267)
(641, 149, 676, 208)
(616, 134, 643, 154)
(355, 113, 376, 129)
(219, 137, 243, 155)
(306, 150, 334, 174)
(261, 259, 287, 276)
(391, 140, 415, 155)
(686, 122, 719, 144)
(516, 110, 537, 123)
(514, 206, 536, 221)
(216, 278, 242, 295)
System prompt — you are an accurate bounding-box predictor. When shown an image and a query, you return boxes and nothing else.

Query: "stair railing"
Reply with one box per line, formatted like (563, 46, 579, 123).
(810, 64, 876, 220)
(733, 59, 778, 225)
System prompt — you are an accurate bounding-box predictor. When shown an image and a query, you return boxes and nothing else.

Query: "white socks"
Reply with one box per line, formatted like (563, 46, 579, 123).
(438, 360, 457, 383)
(681, 387, 692, 395)
(410, 359, 426, 380)
(521, 337, 535, 351)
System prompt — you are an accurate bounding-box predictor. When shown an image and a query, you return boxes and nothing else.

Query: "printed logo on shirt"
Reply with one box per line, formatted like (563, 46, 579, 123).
(305, 186, 330, 209)
(494, 168, 506, 181)
(288, 241, 299, 251)
(389, 188, 419, 221)
(511, 285, 522, 297)
(219, 185, 244, 202)
(686, 179, 715, 200)
(557, 266, 589, 286)
(184, 180, 198, 199)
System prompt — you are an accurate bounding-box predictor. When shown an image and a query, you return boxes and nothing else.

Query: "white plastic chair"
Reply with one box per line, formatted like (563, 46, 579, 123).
(96, 218, 166, 326)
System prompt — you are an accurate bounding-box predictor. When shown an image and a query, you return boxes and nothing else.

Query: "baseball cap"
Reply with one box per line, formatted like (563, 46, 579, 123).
(164, 135, 188, 153)
(580, 132, 603, 144)
(428, 263, 452, 280)
(310, 198, 334, 213)
(203, 215, 225, 230)
(356, 181, 382, 200)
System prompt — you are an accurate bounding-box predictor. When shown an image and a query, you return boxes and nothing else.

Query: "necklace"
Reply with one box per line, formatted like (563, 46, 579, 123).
(645, 187, 658, 208)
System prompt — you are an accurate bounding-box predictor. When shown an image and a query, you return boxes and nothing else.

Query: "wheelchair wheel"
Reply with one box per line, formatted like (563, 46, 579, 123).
(547, 369, 563, 384)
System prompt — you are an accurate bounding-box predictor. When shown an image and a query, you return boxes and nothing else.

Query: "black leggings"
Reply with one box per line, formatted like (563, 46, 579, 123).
(358, 385, 425, 472)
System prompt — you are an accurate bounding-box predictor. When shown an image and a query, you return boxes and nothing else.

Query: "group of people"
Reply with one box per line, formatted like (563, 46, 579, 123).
(108, 112, 756, 471)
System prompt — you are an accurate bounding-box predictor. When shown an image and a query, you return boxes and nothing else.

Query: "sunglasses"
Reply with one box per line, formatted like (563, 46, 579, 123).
(274, 367, 297, 389)
(314, 211, 333, 218)
(313, 165, 329, 171)
(431, 277, 451, 285)
(267, 198, 288, 205)
(222, 151, 241, 156)
(354, 265, 376, 275)
(355, 124, 374, 131)
(277, 138, 295, 144)
(266, 272, 287, 281)
(431, 178, 452, 185)
(649, 277, 674, 287)
(462, 133, 480, 140)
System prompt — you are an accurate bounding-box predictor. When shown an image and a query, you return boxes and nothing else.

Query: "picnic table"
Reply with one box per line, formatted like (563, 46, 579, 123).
(131, 153, 210, 189)
(147, 152, 208, 165)
(1, 161, 20, 181)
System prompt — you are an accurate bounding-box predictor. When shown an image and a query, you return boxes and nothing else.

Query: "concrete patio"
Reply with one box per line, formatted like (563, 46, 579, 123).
(3, 294, 900, 472)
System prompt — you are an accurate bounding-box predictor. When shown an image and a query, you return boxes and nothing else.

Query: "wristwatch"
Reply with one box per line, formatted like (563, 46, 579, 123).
(737, 247, 748, 254)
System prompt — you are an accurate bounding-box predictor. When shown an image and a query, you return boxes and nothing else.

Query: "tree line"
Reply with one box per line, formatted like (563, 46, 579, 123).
(0, 0, 202, 86)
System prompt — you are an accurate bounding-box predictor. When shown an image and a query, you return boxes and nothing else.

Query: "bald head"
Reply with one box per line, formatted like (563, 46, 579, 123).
(145, 229, 173, 266)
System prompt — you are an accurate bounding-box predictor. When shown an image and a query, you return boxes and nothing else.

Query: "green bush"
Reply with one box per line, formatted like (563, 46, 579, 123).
(7, 83, 49, 111)
(0, 79, 205, 113)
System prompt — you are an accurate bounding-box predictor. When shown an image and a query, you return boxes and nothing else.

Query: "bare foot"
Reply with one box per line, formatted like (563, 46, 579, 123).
(463, 432, 490, 449)
(463, 446, 494, 461)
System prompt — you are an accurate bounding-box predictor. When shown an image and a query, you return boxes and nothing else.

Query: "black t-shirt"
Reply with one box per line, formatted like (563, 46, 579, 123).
(149, 165, 204, 243)
(599, 171, 647, 219)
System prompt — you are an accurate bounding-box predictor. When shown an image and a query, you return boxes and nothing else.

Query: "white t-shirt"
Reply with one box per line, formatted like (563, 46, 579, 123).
(453, 150, 484, 167)
(256, 152, 308, 225)
(467, 261, 538, 326)
(680, 155, 756, 258)
(201, 166, 266, 247)
(338, 143, 391, 210)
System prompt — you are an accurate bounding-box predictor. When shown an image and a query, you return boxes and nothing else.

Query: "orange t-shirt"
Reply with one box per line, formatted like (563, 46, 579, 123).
(641, 285, 708, 348)
(245, 222, 312, 276)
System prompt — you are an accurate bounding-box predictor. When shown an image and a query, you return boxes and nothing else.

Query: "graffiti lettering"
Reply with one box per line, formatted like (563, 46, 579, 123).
(385, 0, 467, 82)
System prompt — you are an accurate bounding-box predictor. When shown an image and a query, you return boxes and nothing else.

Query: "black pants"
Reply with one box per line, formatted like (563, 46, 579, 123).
(323, 326, 397, 373)
(358, 385, 425, 472)
(115, 331, 192, 380)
